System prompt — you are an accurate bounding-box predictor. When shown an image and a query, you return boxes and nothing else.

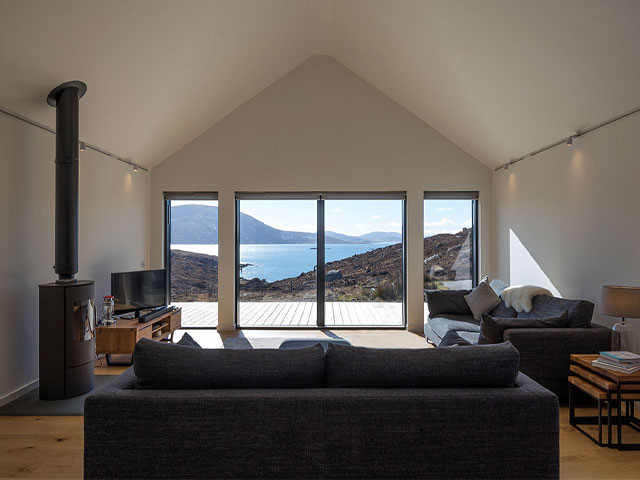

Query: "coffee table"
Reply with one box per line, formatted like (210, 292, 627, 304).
(569, 354, 640, 450)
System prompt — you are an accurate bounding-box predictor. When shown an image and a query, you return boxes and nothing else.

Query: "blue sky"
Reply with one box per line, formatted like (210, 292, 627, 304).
(423, 199, 473, 236)
(238, 199, 404, 236)
(171, 199, 471, 237)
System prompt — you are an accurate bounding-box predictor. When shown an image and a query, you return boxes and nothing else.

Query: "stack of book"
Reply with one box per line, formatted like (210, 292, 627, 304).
(592, 351, 640, 374)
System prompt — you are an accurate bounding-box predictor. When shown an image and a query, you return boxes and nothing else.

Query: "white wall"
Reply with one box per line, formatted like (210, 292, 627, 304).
(494, 113, 640, 346)
(150, 56, 493, 333)
(0, 112, 149, 404)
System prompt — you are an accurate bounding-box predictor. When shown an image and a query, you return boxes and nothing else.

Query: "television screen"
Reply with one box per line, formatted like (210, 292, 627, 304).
(111, 269, 167, 314)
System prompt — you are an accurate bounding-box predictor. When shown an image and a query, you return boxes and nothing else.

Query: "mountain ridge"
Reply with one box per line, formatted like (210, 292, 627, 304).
(170, 204, 401, 244)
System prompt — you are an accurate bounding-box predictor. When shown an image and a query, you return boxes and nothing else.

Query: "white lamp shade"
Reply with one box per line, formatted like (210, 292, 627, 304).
(601, 285, 640, 318)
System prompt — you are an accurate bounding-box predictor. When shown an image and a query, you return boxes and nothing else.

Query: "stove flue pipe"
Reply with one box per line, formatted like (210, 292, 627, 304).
(46, 81, 87, 282)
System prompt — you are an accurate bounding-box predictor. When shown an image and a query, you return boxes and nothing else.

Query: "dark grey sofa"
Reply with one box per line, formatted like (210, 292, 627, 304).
(425, 291, 612, 402)
(85, 341, 559, 479)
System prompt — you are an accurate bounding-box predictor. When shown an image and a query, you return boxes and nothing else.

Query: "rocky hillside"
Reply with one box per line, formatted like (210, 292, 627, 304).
(423, 229, 473, 289)
(170, 249, 219, 302)
(239, 242, 403, 302)
(170, 229, 470, 302)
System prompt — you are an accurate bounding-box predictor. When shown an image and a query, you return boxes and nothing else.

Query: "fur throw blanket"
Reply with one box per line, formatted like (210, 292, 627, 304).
(501, 285, 553, 313)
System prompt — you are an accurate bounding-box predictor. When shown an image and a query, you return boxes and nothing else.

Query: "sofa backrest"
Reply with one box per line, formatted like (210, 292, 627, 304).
(132, 338, 521, 390)
(425, 289, 473, 317)
(325, 342, 520, 388)
(516, 295, 594, 328)
(133, 339, 325, 389)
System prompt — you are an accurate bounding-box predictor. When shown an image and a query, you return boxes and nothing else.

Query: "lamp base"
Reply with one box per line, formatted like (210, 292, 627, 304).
(613, 318, 636, 353)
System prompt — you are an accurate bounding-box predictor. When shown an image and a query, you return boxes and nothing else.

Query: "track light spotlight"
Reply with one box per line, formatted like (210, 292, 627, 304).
(504, 163, 510, 171)
(132, 164, 139, 172)
(79, 142, 86, 152)
(566, 136, 574, 147)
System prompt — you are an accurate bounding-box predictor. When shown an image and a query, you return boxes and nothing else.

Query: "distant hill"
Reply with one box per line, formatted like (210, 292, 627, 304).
(358, 231, 403, 243)
(170, 205, 220, 244)
(171, 204, 398, 244)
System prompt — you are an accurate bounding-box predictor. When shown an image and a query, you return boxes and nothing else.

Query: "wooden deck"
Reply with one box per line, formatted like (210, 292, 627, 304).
(172, 301, 404, 327)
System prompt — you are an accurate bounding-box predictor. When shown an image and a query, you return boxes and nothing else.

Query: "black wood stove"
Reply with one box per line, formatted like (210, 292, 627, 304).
(39, 81, 96, 400)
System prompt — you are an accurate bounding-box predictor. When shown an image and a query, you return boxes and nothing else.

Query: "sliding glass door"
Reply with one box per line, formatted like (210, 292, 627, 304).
(324, 199, 404, 326)
(236, 199, 317, 327)
(236, 193, 406, 328)
(165, 193, 219, 327)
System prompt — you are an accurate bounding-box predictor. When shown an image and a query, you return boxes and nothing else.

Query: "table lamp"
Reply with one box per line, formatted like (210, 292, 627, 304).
(601, 285, 640, 352)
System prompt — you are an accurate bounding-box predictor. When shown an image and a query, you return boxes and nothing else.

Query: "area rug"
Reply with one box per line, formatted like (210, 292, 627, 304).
(0, 374, 118, 416)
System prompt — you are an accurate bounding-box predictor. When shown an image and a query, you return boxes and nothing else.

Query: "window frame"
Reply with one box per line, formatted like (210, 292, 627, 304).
(423, 191, 479, 290)
(235, 192, 407, 329)
(163, 191, 219, 307)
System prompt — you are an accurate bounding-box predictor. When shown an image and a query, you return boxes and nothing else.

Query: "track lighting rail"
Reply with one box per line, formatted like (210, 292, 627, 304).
(0, 105, 147, 172)
(495, 106, 640, 172)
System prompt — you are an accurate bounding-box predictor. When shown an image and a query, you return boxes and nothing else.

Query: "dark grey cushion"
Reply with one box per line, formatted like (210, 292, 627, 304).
(325, 342, 520, 388)
(517, 295, 594, 328)
(279, 338, 351, 351)
(425, 289, 473, 317)
(479, 312, 570, 344)
(439, 330, 473, 347)
(427, 315, 480, 339)
(464, 278, 501, 320)
(489, 300, 518, 318)
(133, 339, 325, 389)
(176, 332, 201, 348)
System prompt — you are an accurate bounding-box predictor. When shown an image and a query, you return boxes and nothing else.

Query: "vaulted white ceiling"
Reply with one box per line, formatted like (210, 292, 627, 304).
(1, 0, 639, 168)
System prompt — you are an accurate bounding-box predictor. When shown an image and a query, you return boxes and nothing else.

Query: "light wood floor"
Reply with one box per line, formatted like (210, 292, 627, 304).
(1, 329, 639, 479)
(174, 301, 404, 327)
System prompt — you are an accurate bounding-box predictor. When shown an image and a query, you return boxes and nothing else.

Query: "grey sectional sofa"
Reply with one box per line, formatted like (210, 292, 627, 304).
(424, 290, 612, 402)
(85, 340, 559, 479)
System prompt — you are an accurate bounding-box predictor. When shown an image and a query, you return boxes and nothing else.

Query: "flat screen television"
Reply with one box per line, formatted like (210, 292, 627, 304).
(111, 269, 167, 314)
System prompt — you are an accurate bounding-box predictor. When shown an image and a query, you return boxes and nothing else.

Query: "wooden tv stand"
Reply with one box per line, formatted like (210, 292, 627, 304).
(96, 308, 181, 365)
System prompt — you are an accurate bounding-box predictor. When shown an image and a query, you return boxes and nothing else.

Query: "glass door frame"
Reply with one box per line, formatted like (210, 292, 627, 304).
(163, 191, 219, 307)
(423, 191, 479, 289)
(234, 192, 407, 329)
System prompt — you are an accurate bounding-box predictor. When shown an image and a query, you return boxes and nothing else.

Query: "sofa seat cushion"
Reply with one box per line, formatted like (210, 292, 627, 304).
(517, 295, 594, 328)
(133, 339, 325, 389)
(457, 331, 480, 344)
(325, 342, 520, 388)
(427, 315, 480, 339)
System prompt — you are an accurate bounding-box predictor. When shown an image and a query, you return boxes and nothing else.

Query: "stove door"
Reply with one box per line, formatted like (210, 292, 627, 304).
(65, 282, 96, 368)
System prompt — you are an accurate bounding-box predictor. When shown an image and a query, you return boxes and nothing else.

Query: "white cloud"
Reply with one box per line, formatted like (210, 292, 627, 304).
(460, 218, 472, 228)
(436, 207, 453, 212)
(424, 217, 461, 236)
(331, 208, 341, 213)
(371, 215, 382, 219)
(424, 217, 455, 227)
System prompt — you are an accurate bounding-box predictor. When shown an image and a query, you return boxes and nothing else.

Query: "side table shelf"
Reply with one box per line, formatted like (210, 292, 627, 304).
(569, 354, 640, 450)
(96, 309, 181, 365)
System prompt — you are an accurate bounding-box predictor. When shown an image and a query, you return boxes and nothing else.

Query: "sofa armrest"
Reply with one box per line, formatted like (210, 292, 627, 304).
(503, 324, 612, 402)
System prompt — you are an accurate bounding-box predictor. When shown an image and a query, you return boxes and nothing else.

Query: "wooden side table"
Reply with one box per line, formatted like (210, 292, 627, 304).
(96, 308, 181, 365)
(569, 354, 640, 450)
